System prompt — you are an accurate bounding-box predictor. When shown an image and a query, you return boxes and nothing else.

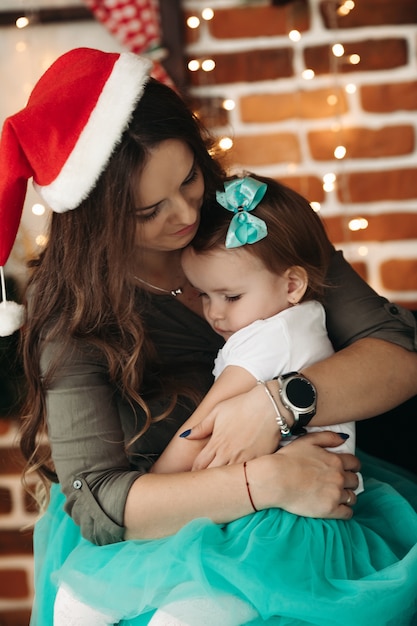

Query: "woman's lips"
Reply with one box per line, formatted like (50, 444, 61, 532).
(173, 222, 197, 236)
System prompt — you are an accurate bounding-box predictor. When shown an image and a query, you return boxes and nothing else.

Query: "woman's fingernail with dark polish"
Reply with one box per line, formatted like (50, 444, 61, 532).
(179, 429, 192, 438)
(339, 433, 350, 440)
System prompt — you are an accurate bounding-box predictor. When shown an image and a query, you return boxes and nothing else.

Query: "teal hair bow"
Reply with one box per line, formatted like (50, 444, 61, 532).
(216, 177, 268, 249)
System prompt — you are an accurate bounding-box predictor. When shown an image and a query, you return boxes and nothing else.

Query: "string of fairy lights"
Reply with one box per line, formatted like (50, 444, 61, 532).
(11, 0, 368, 257)
(185, 0, 370, 247)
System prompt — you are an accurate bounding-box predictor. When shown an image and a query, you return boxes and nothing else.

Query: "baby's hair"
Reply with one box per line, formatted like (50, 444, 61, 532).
(191, 174, 333, 302)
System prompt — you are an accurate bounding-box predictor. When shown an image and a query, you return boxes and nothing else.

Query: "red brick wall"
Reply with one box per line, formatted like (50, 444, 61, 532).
(0, 419, 35, 625)
(184, 0, 417, 309)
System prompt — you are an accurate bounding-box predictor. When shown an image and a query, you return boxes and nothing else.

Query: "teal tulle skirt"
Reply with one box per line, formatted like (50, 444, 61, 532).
(31, 453, 417, 626)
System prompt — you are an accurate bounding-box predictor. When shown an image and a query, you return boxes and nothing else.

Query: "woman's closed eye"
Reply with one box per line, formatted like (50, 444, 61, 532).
(182, 166, 199, 186)
(135, 204, 162, 222)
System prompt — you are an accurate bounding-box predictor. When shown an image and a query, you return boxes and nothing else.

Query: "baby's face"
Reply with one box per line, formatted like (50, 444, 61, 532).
(181, 246, 291, 340)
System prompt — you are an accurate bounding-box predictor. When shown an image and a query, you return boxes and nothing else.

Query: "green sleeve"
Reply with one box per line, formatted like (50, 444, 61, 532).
(324, 249, 417, 352)
(41, 339, 144, 545)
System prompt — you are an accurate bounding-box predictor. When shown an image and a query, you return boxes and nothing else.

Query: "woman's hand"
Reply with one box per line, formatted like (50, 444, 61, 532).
(184, 383, 281, 470)
(126, 430, 361, 539)
(248, 431, 361, 519)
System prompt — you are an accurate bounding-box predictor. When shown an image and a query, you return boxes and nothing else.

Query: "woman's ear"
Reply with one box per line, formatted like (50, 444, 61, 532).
(284, 266, 308, 305)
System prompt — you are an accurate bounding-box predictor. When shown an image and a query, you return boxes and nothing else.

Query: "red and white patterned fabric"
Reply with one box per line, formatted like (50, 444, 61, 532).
(83, 0, 173, 85)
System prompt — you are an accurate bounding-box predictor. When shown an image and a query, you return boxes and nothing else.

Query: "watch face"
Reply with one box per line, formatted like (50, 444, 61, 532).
(286, 378, 315, 409)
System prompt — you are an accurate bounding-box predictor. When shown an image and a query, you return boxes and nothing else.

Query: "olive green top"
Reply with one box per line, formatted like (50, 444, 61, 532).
(40, 250, 417, 545)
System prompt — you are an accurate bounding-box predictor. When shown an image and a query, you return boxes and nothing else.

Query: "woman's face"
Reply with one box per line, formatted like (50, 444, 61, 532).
(133, 139, 205, 252)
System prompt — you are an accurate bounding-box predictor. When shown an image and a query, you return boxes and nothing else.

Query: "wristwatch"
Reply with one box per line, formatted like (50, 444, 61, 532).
(276, 372, 317, 435)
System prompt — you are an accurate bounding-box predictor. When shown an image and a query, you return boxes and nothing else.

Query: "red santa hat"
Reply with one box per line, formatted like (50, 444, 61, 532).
(0, 47, 152, 336)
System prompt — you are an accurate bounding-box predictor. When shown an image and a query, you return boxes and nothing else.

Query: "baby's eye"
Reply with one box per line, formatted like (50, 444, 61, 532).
(225, 295, 241, 302)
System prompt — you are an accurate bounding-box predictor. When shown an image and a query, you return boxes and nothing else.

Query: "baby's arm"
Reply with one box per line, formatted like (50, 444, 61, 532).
(150, 366, 257, 474)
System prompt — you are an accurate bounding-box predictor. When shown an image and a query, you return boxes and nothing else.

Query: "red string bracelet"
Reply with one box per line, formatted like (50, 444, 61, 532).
(243, 461, 258, 512)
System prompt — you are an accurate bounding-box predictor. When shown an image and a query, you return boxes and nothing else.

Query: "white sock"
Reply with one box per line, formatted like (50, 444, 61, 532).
(147, 610, 188, 626)
(54, 585, 117, 626)
(148, 594, 258, 626)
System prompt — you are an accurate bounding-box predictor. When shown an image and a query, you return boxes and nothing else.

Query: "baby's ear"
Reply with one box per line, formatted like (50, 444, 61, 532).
(285, 266, 308, 305)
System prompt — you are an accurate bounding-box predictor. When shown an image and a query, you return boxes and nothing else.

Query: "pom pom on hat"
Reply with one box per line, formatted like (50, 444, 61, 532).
(0, 300, 25, 338)
(0, 266, 25, 337)
(0, 47, 153, 336)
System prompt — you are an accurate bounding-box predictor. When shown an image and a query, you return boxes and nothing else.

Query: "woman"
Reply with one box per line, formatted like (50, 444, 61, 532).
(0, 48, 416, 625)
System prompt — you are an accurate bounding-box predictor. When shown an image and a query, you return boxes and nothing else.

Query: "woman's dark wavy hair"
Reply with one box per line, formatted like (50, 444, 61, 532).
(193, 173, 333, 302)
(20, 78, 225, 493)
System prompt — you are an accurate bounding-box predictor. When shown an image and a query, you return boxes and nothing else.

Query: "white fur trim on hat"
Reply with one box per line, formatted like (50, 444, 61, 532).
(35, 53, 152, 213)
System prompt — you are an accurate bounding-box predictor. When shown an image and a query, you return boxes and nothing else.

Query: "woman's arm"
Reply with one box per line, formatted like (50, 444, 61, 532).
(125, 430, 360, 540)
(40, 338, 146, 545)
(181, 336, 417, 472)
(302, 337, 417, 425)
(41, 336, 361, 544)
(151, 365, 279, 474)
(299, 248, 417, 424)
(324, 250, 417, 353)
